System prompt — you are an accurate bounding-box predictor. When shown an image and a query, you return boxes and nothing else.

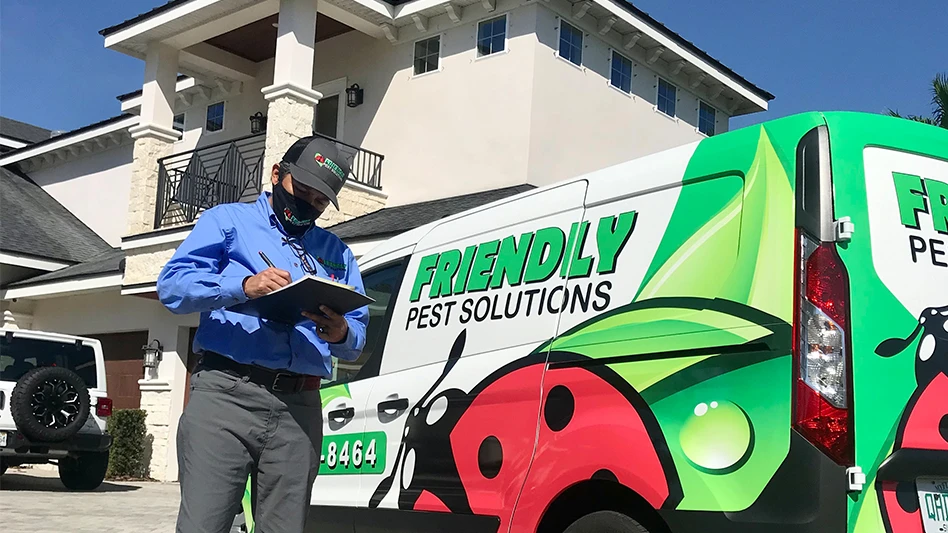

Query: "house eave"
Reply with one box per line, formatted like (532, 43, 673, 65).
(1, 273, 123, 301)
(0, 115, 139, 172)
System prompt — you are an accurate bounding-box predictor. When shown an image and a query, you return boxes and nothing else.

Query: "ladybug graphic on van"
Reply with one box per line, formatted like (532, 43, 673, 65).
(369, 329, 682, 531)
(874, 304, 948, 533)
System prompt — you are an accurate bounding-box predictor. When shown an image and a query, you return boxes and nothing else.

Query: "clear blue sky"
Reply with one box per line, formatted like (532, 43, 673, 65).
(1, 0, 944, 132)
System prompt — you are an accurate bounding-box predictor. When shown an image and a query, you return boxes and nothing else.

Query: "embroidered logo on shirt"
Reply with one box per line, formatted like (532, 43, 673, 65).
(317, 256, 347, 271)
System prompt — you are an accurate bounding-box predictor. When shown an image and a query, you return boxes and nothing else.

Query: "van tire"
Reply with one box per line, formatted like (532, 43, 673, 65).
(563, 511, 651, 533)
(11, 366, 91, 443)
(59, 452, 109, 491)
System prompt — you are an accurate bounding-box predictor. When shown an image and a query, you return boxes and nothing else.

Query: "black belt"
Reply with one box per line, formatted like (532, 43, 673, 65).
(198, 351, 322, 393)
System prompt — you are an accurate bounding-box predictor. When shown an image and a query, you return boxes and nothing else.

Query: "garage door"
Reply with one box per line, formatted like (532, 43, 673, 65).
(87, 331, 148, 411)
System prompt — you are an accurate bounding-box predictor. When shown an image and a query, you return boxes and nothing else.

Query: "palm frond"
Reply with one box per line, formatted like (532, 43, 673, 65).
(931, 72, 948, 128)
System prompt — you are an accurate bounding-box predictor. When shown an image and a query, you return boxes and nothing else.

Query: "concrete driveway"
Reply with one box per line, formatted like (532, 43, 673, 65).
(0, 467, 245, 533)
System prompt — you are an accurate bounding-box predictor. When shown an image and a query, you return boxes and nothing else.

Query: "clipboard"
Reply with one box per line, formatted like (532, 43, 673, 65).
(226, 274, 374, 325)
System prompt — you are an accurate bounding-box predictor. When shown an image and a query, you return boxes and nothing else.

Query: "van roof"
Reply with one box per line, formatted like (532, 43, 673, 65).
(358, 111, 944, 265)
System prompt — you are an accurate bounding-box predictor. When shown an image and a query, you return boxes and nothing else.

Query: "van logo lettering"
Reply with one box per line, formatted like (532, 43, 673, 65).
(403, 211, 636, 330)
(892, 173, 947, 268)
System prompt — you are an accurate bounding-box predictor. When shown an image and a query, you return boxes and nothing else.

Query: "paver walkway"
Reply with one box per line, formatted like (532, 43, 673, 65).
(0, 468, 245, 533)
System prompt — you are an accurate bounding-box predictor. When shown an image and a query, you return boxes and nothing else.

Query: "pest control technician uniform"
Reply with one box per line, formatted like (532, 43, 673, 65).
(156, 136, 369, 533)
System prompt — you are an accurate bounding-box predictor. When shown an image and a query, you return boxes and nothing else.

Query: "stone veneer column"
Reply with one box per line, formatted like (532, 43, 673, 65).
(260, 0, 321, 186)
(139, 322, 191, 482)
(127, 136, 176, 234)
(261, 95, 318, 186)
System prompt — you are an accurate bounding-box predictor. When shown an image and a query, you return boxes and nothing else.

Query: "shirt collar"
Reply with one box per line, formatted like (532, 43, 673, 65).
(256, 191, 282, 230)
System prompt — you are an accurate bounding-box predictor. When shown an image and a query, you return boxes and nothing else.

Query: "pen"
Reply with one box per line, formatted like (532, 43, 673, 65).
(259, 251, 275, 269)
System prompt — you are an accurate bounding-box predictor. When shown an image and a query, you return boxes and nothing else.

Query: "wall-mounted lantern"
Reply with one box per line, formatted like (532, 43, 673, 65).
(346, 84, 364, 108)
(249, 112, 267, 134)
(142, 339, 163, 369)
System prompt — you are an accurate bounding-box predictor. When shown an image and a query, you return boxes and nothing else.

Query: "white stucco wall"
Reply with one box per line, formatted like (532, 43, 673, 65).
(310, 0, 539, 207)
(525, 2, 727, 187)
(27, 144, 133, 247)
(155, 0, 737, 209)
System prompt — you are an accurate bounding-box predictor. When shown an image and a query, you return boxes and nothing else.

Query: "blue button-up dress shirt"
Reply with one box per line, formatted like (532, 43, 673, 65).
(156, 192, 368, 377)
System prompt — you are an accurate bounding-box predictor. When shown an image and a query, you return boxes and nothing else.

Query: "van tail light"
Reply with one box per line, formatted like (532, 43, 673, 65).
(792, 230, 854, 466)
(96, 397, 113, 417)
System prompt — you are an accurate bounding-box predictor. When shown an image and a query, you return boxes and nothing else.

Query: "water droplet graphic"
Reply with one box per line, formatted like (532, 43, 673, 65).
(680, 400, 753, 474)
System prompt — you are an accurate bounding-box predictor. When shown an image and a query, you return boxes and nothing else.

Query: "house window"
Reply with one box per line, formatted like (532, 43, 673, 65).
(477, 15, 507, 57)
(657, 78, 676, 117)
(558, 21, 583, 66)
(413, 36, 441, 76)
(610, 51, 633, 93)
(206, 102, 225, 132)
(698, 101, 716, 136)
(173, 113, 185, 135)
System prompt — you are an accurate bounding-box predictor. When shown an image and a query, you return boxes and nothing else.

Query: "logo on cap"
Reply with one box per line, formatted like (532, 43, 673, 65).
(314, 153, 346, 180)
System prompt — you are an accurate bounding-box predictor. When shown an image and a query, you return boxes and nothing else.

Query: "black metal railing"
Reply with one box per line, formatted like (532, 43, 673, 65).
(155, 132, 266, 229)
(154, 131, 384, 229)
(312, 131, 384, 190)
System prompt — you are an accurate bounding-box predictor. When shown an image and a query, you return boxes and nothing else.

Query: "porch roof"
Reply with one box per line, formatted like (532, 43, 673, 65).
(328, 184, 536, 240)
(0, 168, 113, 264)
(5, 249, 125, 289)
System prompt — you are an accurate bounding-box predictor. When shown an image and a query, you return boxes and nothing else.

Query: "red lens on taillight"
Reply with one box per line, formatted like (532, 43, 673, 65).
(96, 397, 113, 417)
(792, 231, 854, 466)
(804, 244, 850, 331)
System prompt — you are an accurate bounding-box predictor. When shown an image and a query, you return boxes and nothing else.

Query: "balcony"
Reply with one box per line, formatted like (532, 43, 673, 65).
(154, 132, 384, 230)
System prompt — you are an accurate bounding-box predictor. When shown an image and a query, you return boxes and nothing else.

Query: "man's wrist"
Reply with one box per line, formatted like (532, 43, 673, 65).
(221, 275, 251, 304)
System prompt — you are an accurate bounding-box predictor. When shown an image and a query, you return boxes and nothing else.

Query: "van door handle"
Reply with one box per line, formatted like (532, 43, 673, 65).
(377, 398, 409, 413)
(328, 407, 355, 420)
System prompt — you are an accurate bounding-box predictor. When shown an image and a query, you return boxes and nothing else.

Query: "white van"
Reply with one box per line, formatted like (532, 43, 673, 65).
(242, 111, 948, 533)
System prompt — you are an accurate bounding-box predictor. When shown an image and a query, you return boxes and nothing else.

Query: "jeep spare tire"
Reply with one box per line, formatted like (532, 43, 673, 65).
(11, 366, 91, 442)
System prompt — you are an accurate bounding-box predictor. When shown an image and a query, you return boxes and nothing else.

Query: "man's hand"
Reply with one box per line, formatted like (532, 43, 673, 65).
(303, 305, 349, 343)
(242, 267, 292, 299)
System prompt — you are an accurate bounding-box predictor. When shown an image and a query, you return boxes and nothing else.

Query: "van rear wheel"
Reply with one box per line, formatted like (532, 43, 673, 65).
(563, 510, 651, 533)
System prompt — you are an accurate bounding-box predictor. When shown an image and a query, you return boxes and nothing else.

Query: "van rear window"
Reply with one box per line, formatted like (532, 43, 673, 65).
(0, 336, 97, 388)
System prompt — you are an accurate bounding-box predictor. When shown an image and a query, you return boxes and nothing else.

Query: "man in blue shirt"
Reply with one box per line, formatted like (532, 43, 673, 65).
(157, 136, 368, 533)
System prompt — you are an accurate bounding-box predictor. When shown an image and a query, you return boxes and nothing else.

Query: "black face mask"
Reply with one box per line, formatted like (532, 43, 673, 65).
(272, 182, 321, 237)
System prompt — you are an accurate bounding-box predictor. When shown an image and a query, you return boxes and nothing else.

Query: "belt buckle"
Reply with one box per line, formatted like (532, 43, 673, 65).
(271, 372, 300, 393)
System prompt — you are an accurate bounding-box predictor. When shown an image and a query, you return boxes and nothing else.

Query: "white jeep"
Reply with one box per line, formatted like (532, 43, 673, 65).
(0, 328, 113, 490)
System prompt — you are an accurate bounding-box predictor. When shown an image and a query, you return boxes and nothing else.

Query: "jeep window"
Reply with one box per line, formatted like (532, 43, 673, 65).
(324, 257, 408, 386)
(0, 336, 97, 388)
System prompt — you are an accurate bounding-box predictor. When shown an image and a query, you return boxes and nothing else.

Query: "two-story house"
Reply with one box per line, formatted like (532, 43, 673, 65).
(0, 0, 772, 481)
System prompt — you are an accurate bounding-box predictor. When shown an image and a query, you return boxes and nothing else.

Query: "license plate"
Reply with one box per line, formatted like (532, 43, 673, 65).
(918, 478, 948, 533)
(0, 431, 7, 447)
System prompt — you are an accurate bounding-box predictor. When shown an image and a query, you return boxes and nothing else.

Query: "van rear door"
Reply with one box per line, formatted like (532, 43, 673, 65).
(820, 114, 948, 532)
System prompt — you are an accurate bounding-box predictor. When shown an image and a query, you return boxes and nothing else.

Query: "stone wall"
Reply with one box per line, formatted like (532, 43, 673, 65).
(123, 242, 181, 286)
(262, 95, 316, 187)
(127, 136, 173, 235)
(319, 182, 387, 227)
(139, 387, 173, 481)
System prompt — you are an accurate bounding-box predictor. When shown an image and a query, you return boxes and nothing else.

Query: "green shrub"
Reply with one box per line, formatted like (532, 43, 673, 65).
(106, 409, 148, 479)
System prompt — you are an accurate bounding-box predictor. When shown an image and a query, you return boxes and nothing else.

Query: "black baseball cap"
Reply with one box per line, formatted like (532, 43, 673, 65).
(281, 136, 350, 209)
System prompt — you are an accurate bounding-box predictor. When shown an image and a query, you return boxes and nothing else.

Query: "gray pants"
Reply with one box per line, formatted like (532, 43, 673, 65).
(175, 365, 323, 533)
